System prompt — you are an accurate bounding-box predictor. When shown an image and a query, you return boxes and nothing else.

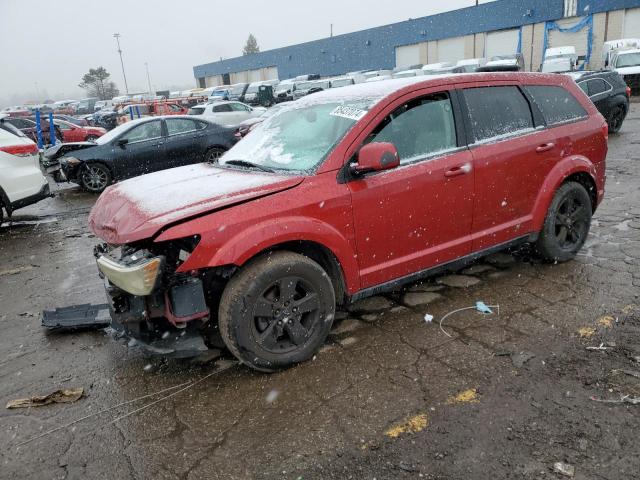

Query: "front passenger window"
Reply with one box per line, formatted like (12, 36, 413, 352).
(367, 92, 457, 164)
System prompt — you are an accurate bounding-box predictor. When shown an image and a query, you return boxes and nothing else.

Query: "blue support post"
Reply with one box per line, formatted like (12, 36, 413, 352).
(48, 111, 56, 145)
(135, 106, 141, 118)
(129, 107, 134, 120)
(34, 110, 44, 149)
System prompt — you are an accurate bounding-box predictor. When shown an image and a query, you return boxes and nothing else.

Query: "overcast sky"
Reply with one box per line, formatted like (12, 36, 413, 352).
(0, 0, 490, 106)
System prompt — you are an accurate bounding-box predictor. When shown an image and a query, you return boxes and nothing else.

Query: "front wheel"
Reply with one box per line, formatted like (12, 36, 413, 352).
(218, 251, 336, 372)
(80, 163, 112, 194)
(536, 182, 592, 262)
(204, 147, 226, 163)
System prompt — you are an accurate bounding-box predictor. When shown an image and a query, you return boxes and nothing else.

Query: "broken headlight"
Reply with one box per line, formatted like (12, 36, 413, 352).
(97, 255, 163, 296)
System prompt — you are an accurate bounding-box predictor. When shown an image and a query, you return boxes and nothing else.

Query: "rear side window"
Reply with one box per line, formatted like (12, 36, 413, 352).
(526, 85, 587, 126)
(462, 86, 534, 143)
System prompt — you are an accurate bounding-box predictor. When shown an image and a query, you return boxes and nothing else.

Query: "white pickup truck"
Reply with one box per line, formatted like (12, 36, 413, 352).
(603, 38, 640, 94)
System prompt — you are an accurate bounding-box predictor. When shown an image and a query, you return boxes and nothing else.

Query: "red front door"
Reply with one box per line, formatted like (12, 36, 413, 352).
(347, 90, 475, 289)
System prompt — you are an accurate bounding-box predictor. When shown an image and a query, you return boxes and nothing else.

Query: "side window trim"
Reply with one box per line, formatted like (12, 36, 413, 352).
(166, 119, 197, 137)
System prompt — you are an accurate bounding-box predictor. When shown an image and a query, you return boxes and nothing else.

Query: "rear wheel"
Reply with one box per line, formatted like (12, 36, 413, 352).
(607, 105, 626, 134)
(80, 163, 112, 194)
(204, 147, 226, 163)
(536, 182, 592, 262)
(219, 251, 335, 372)
(86, 135, 99, 142)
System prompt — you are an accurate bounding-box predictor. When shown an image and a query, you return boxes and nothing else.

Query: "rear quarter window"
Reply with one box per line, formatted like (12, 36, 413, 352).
(462, 86, 534, 143)
(526, 85, 588, 126)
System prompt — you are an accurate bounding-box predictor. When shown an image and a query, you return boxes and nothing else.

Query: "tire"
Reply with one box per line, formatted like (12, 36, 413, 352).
(204, 147, 226, 163)
(219, 251, 336, 372)
(536, 181, 592, 262)
(86, 135, 99, 142)
(0, 202, 4, 227)
(80, 162, 112, 194)
(607, 105, 626, 134)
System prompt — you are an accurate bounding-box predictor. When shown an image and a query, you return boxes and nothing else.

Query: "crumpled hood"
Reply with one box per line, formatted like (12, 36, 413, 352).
(44, 141, 95, 159)
(89, 163, 304, 244)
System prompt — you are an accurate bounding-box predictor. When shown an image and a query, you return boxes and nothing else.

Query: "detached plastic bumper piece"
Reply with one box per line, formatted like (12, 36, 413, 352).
(41, 303, 111, 331)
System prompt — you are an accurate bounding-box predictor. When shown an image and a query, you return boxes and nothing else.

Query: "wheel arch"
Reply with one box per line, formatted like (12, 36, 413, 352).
(531, 157, 598, 232)
(0, 185, 13, 215)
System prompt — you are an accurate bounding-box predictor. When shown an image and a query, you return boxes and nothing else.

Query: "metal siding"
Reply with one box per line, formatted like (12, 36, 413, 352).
(547, 16, 590, 56)
(578, 0, 640, 15)
(485, 29, 521, 57)
(193, 0, 565, 80)
(624, 8, 640, 36)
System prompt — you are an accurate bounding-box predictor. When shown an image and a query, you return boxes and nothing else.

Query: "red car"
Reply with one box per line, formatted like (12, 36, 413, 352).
(55, 119, 106, 142)
(89, 72, 607, 371)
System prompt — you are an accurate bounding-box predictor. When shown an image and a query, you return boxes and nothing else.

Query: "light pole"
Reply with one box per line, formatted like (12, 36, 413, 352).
(113, 33, 129, 94)
(144, 62, 153, 95)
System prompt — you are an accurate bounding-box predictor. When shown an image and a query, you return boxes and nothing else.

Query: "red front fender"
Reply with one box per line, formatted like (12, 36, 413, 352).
(166, 216, 361, 294)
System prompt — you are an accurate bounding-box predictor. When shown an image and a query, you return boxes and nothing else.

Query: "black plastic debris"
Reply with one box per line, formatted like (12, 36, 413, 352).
(41, 304, 111, 331)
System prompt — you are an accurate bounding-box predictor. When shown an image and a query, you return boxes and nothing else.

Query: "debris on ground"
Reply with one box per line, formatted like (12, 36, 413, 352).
(384, 413, 429, 438)
(438, 301, 500, 337)
(586, 343, 610, 351)
(6, 387, 84, 409)
(424, 314, 434, 323)
(553, 461, 575, 477)
(41, 304, 110, 331)
(590, 395, 640, 405)
(597, 315, 615, 327)
(578, 327, 596, 338)
(446, 388, 479, 404)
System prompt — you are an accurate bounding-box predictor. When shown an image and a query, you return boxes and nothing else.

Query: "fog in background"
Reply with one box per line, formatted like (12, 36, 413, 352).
(0, 0, 492, 107)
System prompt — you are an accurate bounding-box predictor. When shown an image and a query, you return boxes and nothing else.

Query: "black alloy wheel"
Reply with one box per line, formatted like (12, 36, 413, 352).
(219, 251, 335, 372)
(537, 182, 592, 262)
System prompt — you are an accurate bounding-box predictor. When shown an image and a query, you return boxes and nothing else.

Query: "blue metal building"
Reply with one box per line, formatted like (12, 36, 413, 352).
(193, 0, 640, 85)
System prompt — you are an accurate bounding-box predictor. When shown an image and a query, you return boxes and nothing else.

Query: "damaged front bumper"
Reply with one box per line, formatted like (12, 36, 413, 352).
(95, 243, 211, 358)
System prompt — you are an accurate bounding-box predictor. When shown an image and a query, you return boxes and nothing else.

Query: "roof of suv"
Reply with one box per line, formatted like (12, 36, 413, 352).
(294, 72, 572, 106)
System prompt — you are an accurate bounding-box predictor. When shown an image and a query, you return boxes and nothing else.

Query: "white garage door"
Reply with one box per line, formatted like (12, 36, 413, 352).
(485, 29, 520, 57)
(396, 43, 421, 69)
(623, 8, 640, 38)
(437, 37, 465, 63)
(547, 16, 589, 57)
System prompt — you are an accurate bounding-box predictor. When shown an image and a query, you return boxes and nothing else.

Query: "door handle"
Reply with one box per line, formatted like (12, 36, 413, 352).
(535, 143, 555, 153)
(444, 163, 472, 178)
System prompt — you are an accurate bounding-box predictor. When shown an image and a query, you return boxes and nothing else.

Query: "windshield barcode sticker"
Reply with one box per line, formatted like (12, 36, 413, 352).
(330, 106, 367, 121)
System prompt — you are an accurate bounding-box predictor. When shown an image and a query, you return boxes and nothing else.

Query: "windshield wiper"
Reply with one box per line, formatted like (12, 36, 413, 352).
(223, 160, 275, 173)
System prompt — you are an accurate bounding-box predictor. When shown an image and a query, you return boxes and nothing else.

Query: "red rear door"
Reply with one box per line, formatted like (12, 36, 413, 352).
(459, 83, 556, 251)
(347, 89, 474, 289)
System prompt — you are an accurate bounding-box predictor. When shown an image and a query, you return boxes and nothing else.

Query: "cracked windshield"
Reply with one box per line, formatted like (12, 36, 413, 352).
(1, 0, 639, 479)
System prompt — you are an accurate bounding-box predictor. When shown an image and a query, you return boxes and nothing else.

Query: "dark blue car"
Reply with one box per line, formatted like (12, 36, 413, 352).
(45, 115, 238, 193)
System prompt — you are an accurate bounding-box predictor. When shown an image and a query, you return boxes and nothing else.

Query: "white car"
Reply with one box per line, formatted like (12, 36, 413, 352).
(187, 101, 265, 126)
(0, 128, 49, 225)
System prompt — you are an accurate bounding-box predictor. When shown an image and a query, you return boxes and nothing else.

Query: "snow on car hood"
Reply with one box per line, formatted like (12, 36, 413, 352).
(616, 66, 640, 75)
(89, 163, 304, 244)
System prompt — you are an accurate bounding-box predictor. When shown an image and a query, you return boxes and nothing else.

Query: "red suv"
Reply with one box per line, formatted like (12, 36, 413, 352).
(89, 72, 607, 371)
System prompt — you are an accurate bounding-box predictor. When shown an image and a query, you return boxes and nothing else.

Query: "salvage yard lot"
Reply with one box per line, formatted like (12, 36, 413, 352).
(1, 105, 640, 480)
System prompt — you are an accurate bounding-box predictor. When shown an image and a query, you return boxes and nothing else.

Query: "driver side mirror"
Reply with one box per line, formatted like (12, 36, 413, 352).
(116, 138, 129, 148)
(352, 142, 399, 175)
